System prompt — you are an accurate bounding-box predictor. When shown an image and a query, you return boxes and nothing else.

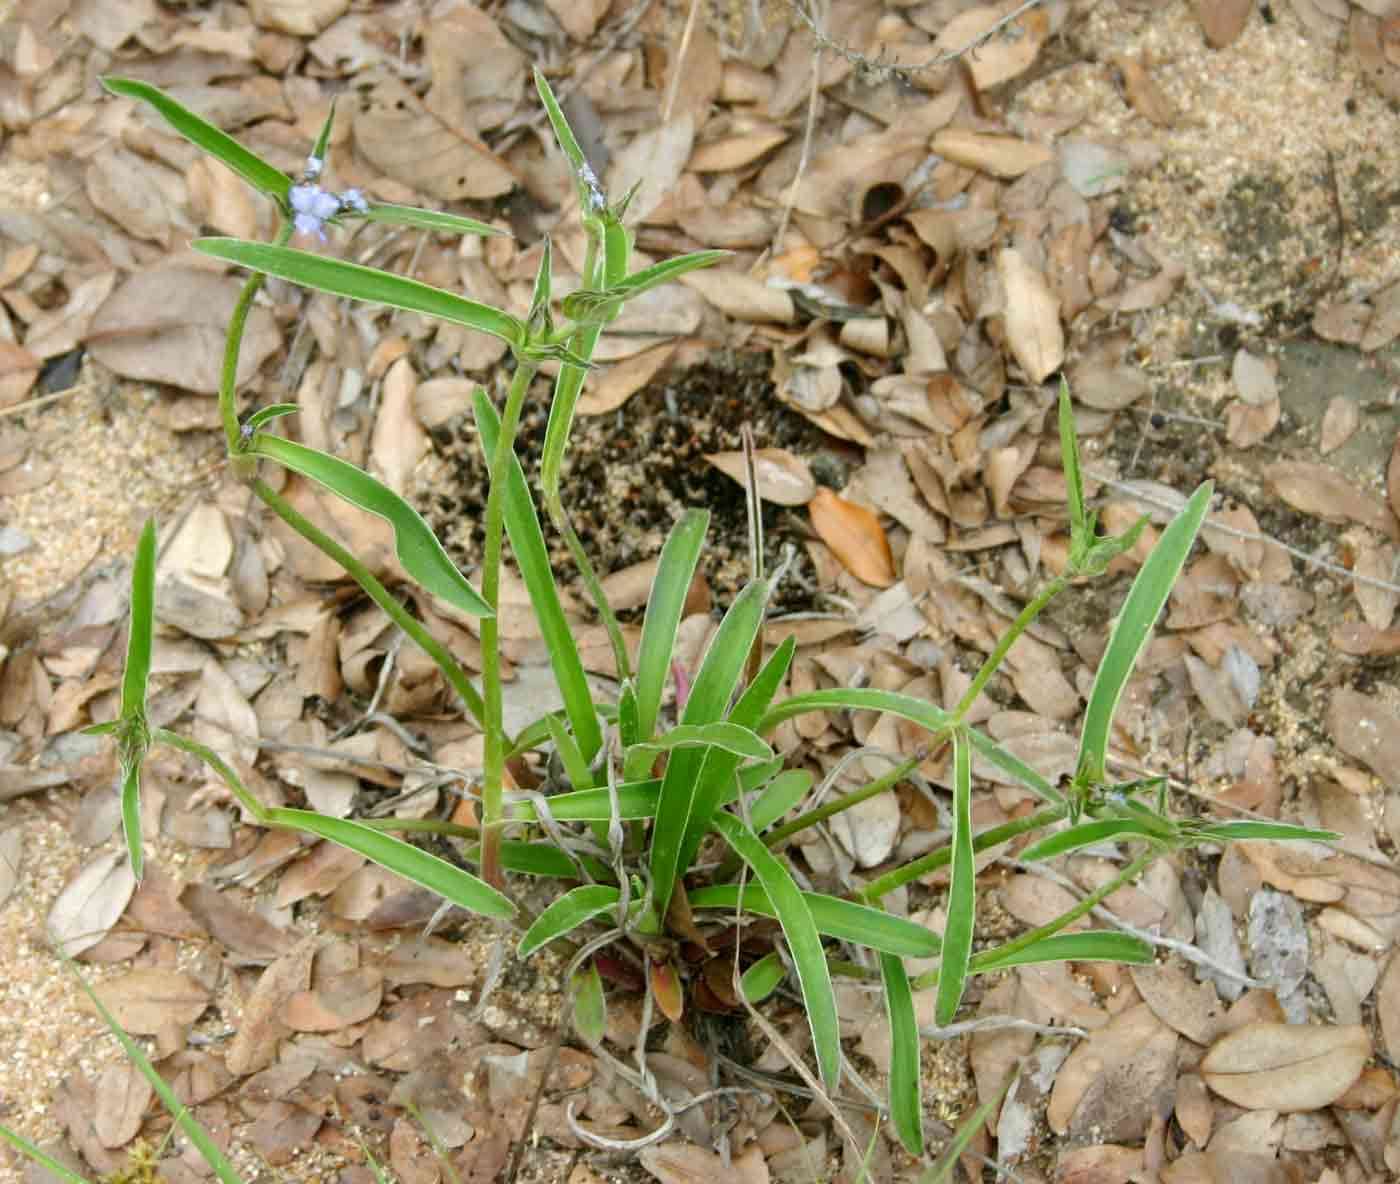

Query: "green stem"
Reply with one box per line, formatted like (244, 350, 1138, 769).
(219, 220, 292, 454)
(767, 754, 922, 849)
(480, 359, 540, 889)
(549, 493, 632, 683)
(909, 847, 1157, 991)
(251, 479, 486, 728)
(156, 729, 269, 824)
(858, 806, 1067, 902)
(953, 575, 1066, 723)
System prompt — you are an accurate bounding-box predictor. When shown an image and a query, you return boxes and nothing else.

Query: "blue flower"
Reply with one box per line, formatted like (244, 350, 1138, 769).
(289, 183, 341, 240)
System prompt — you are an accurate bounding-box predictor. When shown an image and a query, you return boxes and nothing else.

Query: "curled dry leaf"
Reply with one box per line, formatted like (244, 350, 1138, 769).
(680, 269, 795, 324)
(1265, 461, 1400, 539)
(808, 488, 896, 588)
(87, 269, 280, 395)
(935, 4, 1050, 89)
(607, 116, 695, 224)
(88, 968, 211, 1034)
(1200, 1022, 1370, 1111)
(705, 447, 816, 506)
(998, 247, 1064, 384)
(932, 129, 1053, 178)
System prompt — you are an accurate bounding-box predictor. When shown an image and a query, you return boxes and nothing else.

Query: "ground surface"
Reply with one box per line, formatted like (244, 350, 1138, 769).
(3, 2, 1400, 1183)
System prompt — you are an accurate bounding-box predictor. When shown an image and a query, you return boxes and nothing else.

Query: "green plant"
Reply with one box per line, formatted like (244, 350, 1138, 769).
(14, 73, 1338, 1178)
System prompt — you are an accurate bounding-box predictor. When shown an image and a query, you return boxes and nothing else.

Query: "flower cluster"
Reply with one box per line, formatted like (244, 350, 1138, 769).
(288, 154, 370, 241)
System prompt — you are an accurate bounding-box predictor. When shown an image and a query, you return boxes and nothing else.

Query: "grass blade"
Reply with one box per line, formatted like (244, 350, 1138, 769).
(194, 239, 524, 347)
(463, 838, 611, 879)
(711, 812, 841, 1090)
(688, 883, 941, 958)
(572, 961, 607, 1046)
(741, 951, 786, 1003)
(357, 203, 506, 238)
(965, 726, 1064, 807)
(476, 391, 601, 761)
(103, 77, 291, 202)
(634, 509, 709, 745)
(544, 713, 595, 791)
(749, 768, 813, 833)
(972, 931, 1153, 973)
(919, 1082, 1008, 1184)
(561, 250, 729, 324)
(1190, 820, 1341, 843)
(936, 729, 974, 1026)
(0, 1124, 90, 1184)
(634, 721, 773, 761)
(1077, 481, 1213, 784)
(508, 779, 661, 823)
(1018, 817, 1174, 862)
(881, 951, 923, 1155)
(265, 807, 514, 919)
(758, 687, 951, 743)
(119, 519, 156, 718)
(250, 433, 493, 619)
(64, 952, 243, 1184)
(650, 579, 769, 919)
(519, 885, 621, 956)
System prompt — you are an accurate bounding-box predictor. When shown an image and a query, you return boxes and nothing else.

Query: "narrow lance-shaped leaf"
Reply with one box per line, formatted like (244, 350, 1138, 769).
(534, 69, 597, 213)
(242, 403, 299, 433)
(750, 768, 813, 834)
(1077, 481, 1213, 785)
(650, 579, 769, 919)
(936, 729, 974, 1026)
(1018, 817, 1177, 862)
(116, 520, 158, 880)
(633, 721, 772, 761)
(972, 931, 1153, 973)
(561, 250, 729, 324)
(519, 885, 621, 956)
(356, 203, 506, 238)
(881, 950, 923, 1155)
(194, 239, 524, 348)
(711, 812, 842, 1090)
(689, 883, 941, 958)
(1188, 820, 1341, 843)
(102, 77, 291, 203)
(250, 433, 493, 619)
(476, 392, 601, 760)
(634, 509, 709, 746)
(740, 951, 786, 1003)
(0, 1124, 90, 1184)
(572, 961, 607, 1046)
(266, 807, 514, 919)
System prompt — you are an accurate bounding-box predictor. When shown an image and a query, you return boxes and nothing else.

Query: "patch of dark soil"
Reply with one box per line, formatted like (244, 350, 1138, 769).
(422, 352, 855, 616)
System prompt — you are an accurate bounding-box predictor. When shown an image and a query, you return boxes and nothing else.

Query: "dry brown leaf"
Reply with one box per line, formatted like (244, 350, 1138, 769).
(93, 1062, 153, 1150)
(932, 129, 1053, 178)
(1362, 277, 1400, 351)
(181, 882, 293, 963)
(1114, 54, 1177, 126)
(0, 828, 21, 910)
(1328, 687, 1400, 785)
(705, 448, 816, 506)
(226, 936, 321, 1076)
(543, 0, 609, 40)
(680, 269, 794, 324)
(1066, 331, 1151, 410)
(1198, 0, 1252, 47)
(1354, 543, 1398, 629)
(370, 356, 426, 494)
(936, 5, 1050, 89)
(578, 343, 678, 416)
(87, 968, 211, 1034)
(1314, 300, 1369, 345)
(48, 849, 137, 958)
(248, 0, 348, 36)
(1200, 1022, 1370, 1111)
(1377, 950, 1400, 1066)
(1321, 395, 1361, 454)
(85, 150, 171, 245)
(1265, 460, 1400, 539)
(354, 77, 515, 201)
(1232, 349, 1277, 405)
(689, 127, 789, 173)
(1130, 961, 1228, 1045)
(87, 269, 280, 394)
(1391, 432, 1400, 525)
(808, 488, 896, 588)
(998, 247, 1064, 383)
(423, 2, 525, 139)
(194, 656, 259, 771)
(1225, 396, 1280, 448)
(284, 966, 384, 1031)
(608, 117, 695, 225)
(24, 272, 118, 360)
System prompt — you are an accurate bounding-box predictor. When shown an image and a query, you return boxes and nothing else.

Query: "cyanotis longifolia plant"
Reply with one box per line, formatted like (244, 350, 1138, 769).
(6, 72, 1335, 1174)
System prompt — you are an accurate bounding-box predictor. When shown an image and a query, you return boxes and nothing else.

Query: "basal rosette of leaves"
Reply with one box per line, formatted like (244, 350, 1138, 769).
(13, 73, 1337, 1180)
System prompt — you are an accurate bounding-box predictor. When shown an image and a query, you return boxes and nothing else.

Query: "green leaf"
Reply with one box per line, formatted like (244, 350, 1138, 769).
(103, 77, 291, 203)
(972, 931, 1153, 973)
(1189, 820, 1341, 843)
(120, 519, 156, 719)
(357, 202, 506, 238)
(1077, 481, 1213, 785)
(571, 961, 607, 1046)
(540, 326, 600, 505)
(508, 779, 662, 823)
(618, 681, 641, 750)
(650, 579, 770, 919)
(965, 726, 1065, 807)
(936, 730, 974, 1026)
(749, 768, 813, 833)
(250, 433, 493, 619)
(740, 952, 786, 1003)
(194, 239, 524, 347)
(1019, 817, 1175, 862)
(475, 391, 601, 761)
(519, 885, 621, 956)
(561, 251, 729, 323)
(534, 69, 598, 213)
(64, 952, 243, 1184)
(918, 1083, 1007, 1184)
(462, 839, 611, 880)
(545, 714, 595, 792)
(265, 807, 514, 919)
(688, 885, 941, 958)
(1058, 381, 1087, 550)
(634, 509, 709, 745)
(527, 236, 553, 334)
(119, 756, 144, 883)
(711, 812, 841, 1090)
(881, 951, 923, 1156)
(0, 1123, 91, 1184)
(634, 721, 773, 761)
(242, 402, 300, 433)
